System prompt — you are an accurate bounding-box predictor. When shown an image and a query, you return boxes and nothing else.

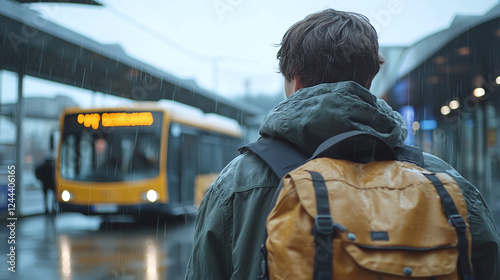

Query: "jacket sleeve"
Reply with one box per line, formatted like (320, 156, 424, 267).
(185, 185, 232, 280)
(184, 152, 279, 279)
(466, 188, 500, 280)
(423, 153, 500, 279)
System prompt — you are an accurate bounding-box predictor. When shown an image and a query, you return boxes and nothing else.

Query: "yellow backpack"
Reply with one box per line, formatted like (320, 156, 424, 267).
(241, 131, 474, 280)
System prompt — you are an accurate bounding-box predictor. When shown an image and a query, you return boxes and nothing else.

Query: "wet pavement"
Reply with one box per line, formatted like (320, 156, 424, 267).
(0, 213, 195, 280)
(2, 186, 500, 280)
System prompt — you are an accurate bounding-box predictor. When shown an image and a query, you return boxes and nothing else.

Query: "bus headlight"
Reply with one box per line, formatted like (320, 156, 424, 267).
(61, 190, 72, 202)
(146, 190, 158, 203)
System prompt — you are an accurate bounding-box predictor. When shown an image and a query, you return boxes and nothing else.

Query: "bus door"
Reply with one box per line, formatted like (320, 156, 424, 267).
(179, 132, 197, 205)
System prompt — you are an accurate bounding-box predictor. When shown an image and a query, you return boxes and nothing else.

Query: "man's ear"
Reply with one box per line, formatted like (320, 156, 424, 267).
(294, 76, 304, 92)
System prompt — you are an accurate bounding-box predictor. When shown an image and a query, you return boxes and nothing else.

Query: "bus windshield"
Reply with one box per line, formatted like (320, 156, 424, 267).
(59, 111, 162, 182)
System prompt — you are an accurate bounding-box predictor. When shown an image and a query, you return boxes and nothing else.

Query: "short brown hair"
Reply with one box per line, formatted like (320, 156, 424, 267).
(277, 9, 384, 89)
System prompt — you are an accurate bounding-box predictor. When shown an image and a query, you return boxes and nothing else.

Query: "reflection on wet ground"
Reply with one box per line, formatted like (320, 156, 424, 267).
(0, 213, 195, 280)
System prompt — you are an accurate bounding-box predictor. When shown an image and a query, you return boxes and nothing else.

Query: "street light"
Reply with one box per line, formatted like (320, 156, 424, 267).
(412, 121, 420, 131)
(473, 87, 485, 98)
(441, 105, 451, 115)
(449, 100, 460, 110)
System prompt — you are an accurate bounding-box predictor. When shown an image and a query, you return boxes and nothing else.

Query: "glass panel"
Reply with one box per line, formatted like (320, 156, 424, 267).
(60, 111, 162, 182)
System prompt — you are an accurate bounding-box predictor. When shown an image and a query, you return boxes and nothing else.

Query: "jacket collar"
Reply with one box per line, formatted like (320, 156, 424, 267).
(258, 81, 408, 156)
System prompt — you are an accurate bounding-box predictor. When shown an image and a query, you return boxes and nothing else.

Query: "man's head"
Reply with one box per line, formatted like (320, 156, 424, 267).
(277, 9, 384, 96)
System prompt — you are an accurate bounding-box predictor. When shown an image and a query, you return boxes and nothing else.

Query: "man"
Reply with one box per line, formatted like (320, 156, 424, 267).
(185, 9, 500, 279)
(35, 156, 56, 214)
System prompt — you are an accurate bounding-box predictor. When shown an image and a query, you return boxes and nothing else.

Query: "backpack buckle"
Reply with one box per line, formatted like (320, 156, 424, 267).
(313, 215, 334, 235)
(448, 214, 466, 232)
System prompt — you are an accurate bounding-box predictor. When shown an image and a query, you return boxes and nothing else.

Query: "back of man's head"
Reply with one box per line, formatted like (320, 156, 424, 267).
(277, 9, 384, 90)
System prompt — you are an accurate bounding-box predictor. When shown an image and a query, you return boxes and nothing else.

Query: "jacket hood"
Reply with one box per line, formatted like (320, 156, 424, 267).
(259, 81, 408, 156)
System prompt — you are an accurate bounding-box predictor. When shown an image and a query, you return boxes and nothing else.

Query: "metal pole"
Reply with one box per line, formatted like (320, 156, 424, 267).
(15, 63, 25, 212)
(0, 70, 3, 146)
(475, 106, 485, 195)
(483, 103, 491, 206)
(212, 58, 219, 93)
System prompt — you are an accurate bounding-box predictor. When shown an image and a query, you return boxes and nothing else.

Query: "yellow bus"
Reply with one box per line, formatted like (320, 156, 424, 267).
(55, 101, 242, 217)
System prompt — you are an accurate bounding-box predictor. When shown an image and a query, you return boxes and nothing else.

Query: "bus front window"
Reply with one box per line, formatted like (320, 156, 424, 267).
(60, 125, 161, 182)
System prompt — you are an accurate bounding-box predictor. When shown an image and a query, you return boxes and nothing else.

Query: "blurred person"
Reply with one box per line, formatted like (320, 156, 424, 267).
(185, 9, 500, 279)
(129, 146, 155, 173)
(35, 156, 56, 214)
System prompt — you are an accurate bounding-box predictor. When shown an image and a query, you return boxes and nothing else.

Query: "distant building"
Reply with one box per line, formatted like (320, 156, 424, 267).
(1, 95, 78, 188)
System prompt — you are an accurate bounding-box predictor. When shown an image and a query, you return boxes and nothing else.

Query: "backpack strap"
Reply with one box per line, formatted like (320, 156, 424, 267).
(395, 145, 424, 167)
(240, 132, 425, 176)
(309, 130, 398, 163)
(310, 130, 425, 167)
(239, 138, 308, 280)
(423, 173, 475, 280)
(239, 137, 308, 178)
(308, 171, 346, 280)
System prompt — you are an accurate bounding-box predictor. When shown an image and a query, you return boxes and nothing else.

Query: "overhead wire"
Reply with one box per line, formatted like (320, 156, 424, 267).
(102, 2, 207, 63)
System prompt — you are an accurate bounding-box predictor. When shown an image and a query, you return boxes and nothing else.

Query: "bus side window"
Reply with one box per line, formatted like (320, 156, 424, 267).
(167, 125, 181, 203)
(199, 134, 227, 173)
(180, 131, 198, 204)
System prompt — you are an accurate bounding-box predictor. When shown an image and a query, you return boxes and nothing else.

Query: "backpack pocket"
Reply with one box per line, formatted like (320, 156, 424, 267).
(341, 233, 459, 278)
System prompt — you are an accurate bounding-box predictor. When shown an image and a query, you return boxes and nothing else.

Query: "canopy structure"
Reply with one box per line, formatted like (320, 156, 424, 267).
(0, 0, 263, 125)
(378, 3, 500, 113)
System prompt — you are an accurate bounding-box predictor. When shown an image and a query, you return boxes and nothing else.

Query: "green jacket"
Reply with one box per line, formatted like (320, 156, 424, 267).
(185, 82, 500, 280)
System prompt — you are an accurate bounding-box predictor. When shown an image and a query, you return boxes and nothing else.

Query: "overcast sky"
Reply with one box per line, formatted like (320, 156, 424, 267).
(1, 0, 499, 106)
